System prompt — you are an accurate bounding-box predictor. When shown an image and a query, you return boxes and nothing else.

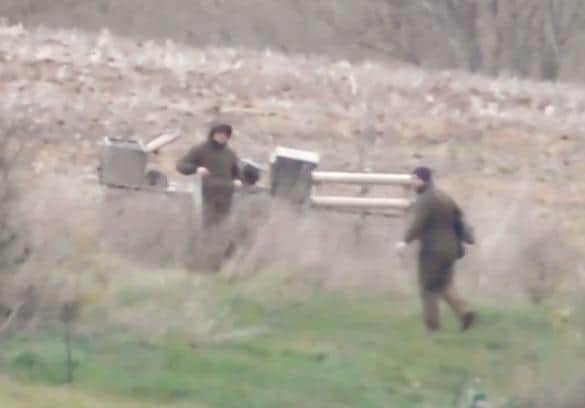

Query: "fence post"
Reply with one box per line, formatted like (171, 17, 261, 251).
(269, 147, 319, 205)
(61, 300, 80, 384)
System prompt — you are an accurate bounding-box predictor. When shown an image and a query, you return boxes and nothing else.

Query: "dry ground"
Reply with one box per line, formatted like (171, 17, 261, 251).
(0, 22, 584, 406)
(0, 21, 583, 295)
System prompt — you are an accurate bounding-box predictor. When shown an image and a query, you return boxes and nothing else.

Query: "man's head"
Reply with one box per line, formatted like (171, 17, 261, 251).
(411, 166, 433, 193)
(209, 123, 232, 145)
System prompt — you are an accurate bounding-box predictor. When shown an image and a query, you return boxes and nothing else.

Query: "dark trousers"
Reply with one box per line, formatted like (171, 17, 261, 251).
(418, 257, 470, 330)
(200, 196, 234, 271)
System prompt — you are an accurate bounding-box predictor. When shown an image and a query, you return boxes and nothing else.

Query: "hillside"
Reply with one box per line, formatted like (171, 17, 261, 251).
(1, 21, 584, 292)
(0, 21, 584, 407)
(1, 22, 583, 193)
(4, 1, 585, 82)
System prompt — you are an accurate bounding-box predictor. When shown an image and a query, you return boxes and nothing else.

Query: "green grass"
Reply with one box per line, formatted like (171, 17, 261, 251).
(1, 287, 583, 408)
(0, 375, 158, 408)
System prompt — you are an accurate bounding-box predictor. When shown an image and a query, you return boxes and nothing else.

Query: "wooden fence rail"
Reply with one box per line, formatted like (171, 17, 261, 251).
(312, 172, 413, 186)
(310, 195, 411, 210)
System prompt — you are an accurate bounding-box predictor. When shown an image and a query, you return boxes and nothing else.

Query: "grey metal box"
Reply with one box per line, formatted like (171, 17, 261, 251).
(99, 137, 147, 188)
(269, 146, 319, 204)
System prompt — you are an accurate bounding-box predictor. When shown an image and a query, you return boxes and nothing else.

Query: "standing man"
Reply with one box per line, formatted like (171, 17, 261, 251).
(176, 123, 242, 229)
(397, 167, 476, 332)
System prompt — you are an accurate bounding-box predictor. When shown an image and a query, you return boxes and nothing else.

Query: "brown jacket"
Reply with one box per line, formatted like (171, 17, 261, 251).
(177, 139, 240, 227)
(176, 140, 240, 201)
(404, 184, 474, 290)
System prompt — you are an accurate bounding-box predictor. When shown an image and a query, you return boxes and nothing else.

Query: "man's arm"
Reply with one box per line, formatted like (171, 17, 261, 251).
(454, 205, 475, 245)
(231, 156, 241, 180)
(231, 153, 242, 189)
(176, 145, 203, 175)
(404, 199, 430, 243)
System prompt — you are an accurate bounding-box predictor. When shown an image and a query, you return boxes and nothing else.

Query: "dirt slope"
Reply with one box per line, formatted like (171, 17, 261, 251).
(1, 22, 584, 295)
(0, 22, 583, 203)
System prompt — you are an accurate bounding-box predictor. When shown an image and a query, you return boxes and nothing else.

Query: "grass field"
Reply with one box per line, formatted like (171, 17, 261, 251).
(0, 375, 156, 407)
(0, 282, 583, 407)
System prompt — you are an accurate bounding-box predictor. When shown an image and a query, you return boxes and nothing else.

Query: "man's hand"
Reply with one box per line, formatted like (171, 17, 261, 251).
(196, 167, 210, 177)
(233, 179, 243, 189)
(395, 241, 407, 253)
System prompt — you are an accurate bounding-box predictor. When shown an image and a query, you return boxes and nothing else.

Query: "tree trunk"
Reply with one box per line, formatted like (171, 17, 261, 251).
(461, 1, 483, 72)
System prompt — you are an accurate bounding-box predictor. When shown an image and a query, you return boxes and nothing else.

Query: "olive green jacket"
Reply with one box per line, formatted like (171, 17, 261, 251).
(176, 140, 240, 204)
(404, 184, 474, 261)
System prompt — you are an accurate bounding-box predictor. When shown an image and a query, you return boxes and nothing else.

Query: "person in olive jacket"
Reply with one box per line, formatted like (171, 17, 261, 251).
(176, 123, 242, 228)
(397, 166, 476, 332)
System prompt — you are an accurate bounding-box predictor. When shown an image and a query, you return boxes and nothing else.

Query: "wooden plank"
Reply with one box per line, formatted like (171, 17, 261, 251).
(310, 195, 411, 209)
(311, 206, 404, 218)
(312, 172, 412, 185)
(144, 132, 181, 153)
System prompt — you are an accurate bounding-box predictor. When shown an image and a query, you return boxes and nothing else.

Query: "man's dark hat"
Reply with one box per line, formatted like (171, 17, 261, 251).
(412, 166, 432, 182)
(209, 123, 233, 138)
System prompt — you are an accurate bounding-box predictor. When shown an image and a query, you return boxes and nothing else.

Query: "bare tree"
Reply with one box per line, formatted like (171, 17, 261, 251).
(417, 0, 483, 72)
(539, 0, 585, 80)
(380, 0, 585, 80)
(485, 0, 585, 79)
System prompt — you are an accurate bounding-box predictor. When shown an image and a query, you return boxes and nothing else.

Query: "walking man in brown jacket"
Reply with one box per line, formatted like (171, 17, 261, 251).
(397, 167, 476, 332)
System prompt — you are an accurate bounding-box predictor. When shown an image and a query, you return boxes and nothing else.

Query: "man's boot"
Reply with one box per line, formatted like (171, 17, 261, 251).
(461, 311, 476, 332)
(425, 320, 440, 333)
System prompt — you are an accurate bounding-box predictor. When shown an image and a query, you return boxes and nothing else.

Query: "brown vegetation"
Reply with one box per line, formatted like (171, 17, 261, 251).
(0, 6, 583, 404)
(3, 0, 585, 81)
(0, 20, 582, 331)
(0, 120, 35, 329)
